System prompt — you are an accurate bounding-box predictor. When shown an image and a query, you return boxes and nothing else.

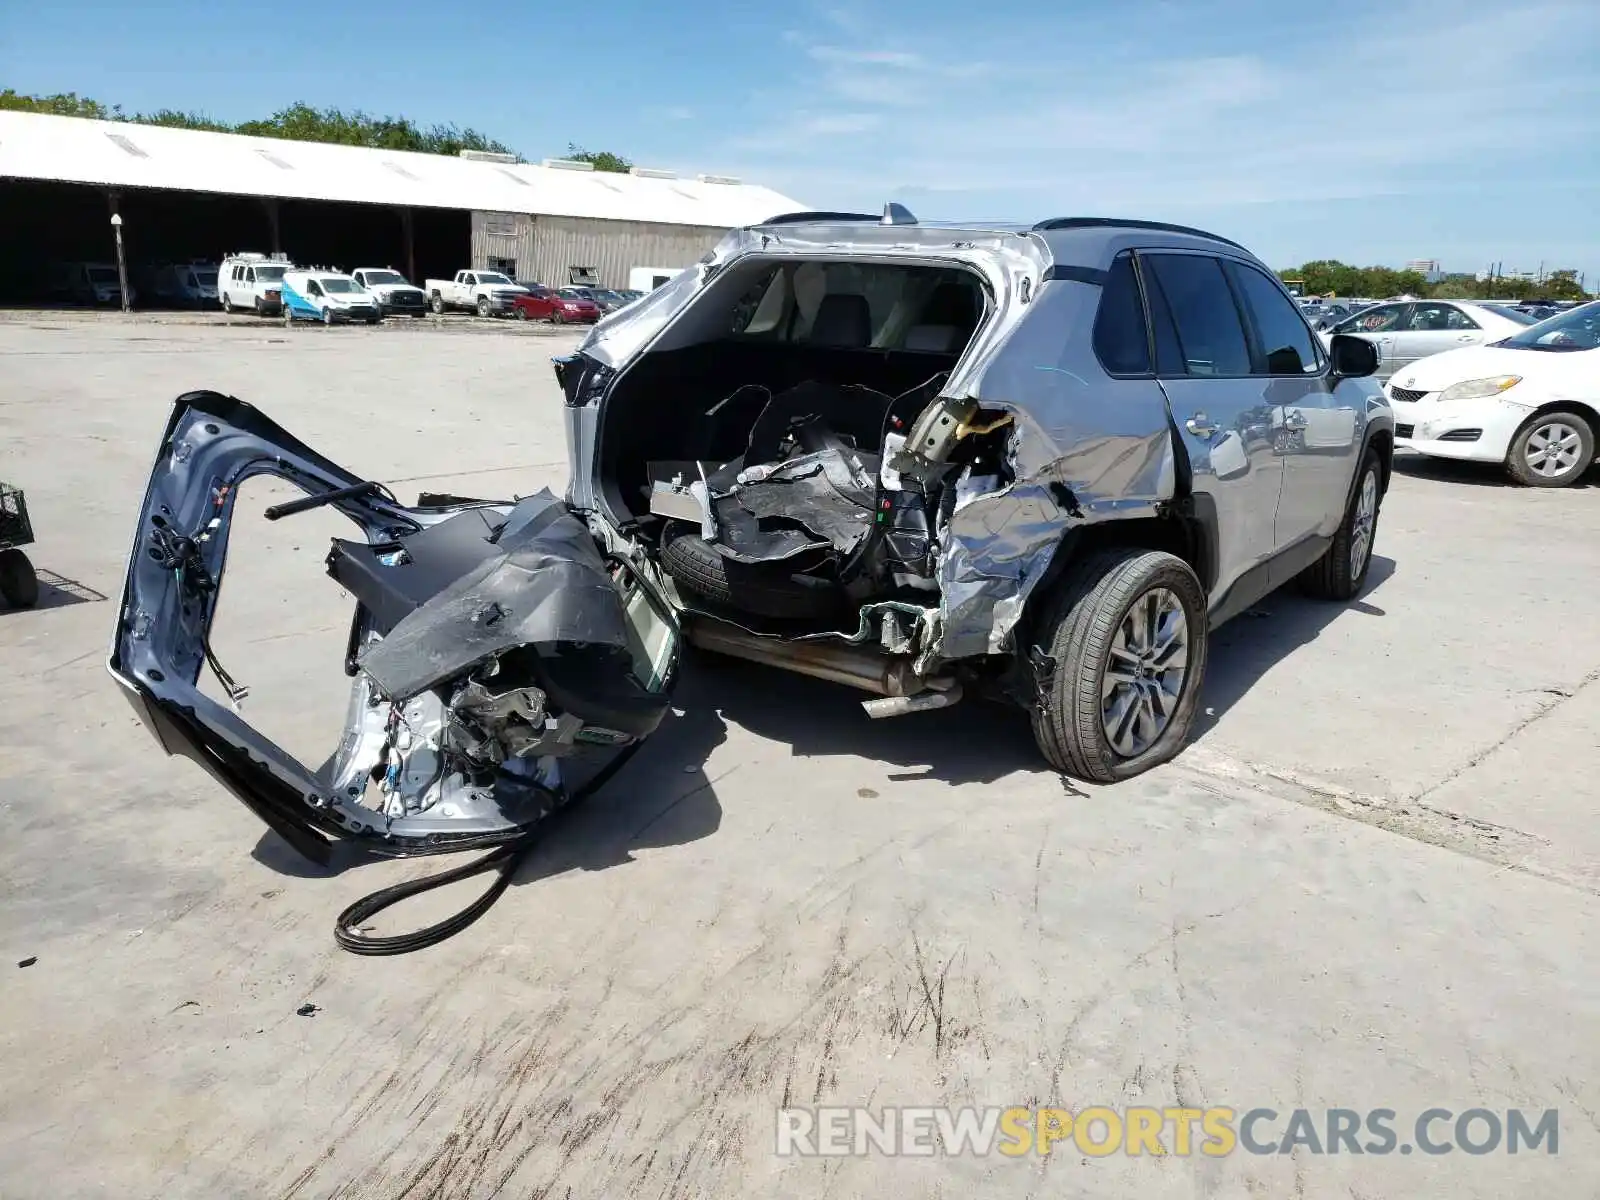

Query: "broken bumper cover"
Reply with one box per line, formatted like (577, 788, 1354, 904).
(109, 391, 678, 865)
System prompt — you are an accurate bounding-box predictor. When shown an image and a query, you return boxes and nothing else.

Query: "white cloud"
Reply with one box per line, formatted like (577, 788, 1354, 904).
(715, 0, 1600, 225)
(807, 45, 923, 67)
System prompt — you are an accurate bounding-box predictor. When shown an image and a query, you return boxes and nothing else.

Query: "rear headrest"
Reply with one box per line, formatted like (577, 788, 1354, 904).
(810, 293, 872, 347)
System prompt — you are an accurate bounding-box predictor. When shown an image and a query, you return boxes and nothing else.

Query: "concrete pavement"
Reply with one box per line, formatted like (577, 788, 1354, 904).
(1, 317, 1596, 1199)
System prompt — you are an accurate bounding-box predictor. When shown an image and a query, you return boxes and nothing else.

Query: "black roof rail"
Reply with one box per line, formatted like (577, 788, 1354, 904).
(757, 210, 883, 227)
(1031, 217, 1247, 252)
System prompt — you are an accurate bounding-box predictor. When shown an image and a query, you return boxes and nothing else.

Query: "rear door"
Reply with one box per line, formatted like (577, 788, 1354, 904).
(1140, 251, 1288, 611)
(1391, 301, 1483, 372)
(1223, 260, 1360, 550)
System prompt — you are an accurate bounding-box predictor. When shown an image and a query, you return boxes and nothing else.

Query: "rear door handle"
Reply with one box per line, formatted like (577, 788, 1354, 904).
(1457, 334, 1475, 342)
(1185, 415, 1218, 437)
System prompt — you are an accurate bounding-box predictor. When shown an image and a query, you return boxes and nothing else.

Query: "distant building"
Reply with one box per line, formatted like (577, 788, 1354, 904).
(0, 110, 803, 299)
(1404, 259, 1445, 283)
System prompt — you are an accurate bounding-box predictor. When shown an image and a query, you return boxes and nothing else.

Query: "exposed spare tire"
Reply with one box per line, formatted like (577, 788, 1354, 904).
(659, 522, 846, 621)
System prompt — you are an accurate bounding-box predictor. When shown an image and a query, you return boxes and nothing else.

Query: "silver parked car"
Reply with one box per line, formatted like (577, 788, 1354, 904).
(108, 212, 1392, 868)
(1319, 299, 1537, 381)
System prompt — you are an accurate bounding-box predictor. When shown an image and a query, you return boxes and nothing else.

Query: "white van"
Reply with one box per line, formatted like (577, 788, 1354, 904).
(281, 269, 383, 325)
(147, 262, 219, 308)
(219, 253, 292, 315)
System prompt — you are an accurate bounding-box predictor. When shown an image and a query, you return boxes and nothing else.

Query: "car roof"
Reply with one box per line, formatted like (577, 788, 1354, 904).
(744, 211, 1261, 271)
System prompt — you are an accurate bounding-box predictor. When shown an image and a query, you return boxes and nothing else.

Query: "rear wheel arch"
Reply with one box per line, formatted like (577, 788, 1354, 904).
(1018, 506, 1213, 650)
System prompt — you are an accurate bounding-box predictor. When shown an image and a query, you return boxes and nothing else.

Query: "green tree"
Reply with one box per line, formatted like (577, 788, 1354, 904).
(0, 88, 121, 119)
(1280, 261, 1428, 298)
(565, 143, 633, 173)
(1537, 270, 1588, 301)
(1, 88, 526, 159)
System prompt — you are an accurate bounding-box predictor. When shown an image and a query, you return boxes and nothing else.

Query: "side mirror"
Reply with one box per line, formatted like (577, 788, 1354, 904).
(1329, 334, 1379, 379)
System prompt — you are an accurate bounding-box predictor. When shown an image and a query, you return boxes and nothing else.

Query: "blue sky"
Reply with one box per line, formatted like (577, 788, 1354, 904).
(4, 0, 1599, 282)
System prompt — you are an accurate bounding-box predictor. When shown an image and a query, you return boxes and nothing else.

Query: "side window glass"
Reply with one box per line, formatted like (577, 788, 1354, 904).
(1227, 262, 1320, 375)
(464, 273, 477, 286)
(245, 268, 256, 283)
(1139, 263, 1186, 375)
(1142, 254, 1251, 376)
(1444, 306, 1478, 330)
(1091, 253, 1151, 374)
(1345, 305, 1404, 334)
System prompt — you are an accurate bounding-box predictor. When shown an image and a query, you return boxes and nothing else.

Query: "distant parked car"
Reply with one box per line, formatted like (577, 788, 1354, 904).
(588, 288, 631, 314)
(1319, 299, 1536, 381)
(281, 270, 382, 324)
(220, 253, 291, 315)
(46, 262, 132, 307)
(1386, 301, 1600, 487)
(510, 285, 602, 324)
(349, 268, 428, 317)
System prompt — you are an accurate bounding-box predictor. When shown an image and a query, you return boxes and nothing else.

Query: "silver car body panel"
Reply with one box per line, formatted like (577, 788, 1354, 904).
(108, 393, 676, 862)
(565, 217, 1388, 663)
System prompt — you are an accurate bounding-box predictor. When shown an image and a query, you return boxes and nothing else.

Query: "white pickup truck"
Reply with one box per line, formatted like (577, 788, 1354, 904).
(424, 269, 528, 318)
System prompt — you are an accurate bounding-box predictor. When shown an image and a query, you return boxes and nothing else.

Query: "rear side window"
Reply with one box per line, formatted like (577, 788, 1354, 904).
(1091, 254, 1150, 375)
(1142, 254, 1252, 377)
(1227, 262, 1322, 375)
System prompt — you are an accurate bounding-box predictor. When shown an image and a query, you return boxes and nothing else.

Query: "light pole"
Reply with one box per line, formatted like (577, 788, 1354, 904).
(109, 212, 131, 313)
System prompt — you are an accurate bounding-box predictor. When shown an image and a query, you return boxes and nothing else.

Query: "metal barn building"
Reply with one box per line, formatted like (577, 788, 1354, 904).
(0, 111, 804, 302)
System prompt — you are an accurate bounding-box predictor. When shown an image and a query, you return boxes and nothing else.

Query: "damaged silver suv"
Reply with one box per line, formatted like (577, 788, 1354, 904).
(109, 211, 1390, 866)
(563, 212, 1392, 779)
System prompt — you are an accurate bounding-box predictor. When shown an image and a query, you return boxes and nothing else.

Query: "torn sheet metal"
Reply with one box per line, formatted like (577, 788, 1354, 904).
(711, 446, 877, 563)
(929, 281, 1179, 658)
(108, 392, 677, 865)
(355, 491, 631, 702)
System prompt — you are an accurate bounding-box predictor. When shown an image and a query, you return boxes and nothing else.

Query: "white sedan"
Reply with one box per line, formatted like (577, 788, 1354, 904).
(1319, 299, 1537, 382)
(1385, 301, 1600, 487)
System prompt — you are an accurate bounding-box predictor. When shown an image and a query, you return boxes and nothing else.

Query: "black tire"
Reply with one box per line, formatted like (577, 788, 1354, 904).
(659, 524, 844, 621)
(476, 296, 492, 319)
(1029, 547, 1208, 782)
(1299, 449, 1382, 600)
(0, 548, 39, 608)
(430, 292, 445, 315)
(550, 309, 565, 325)
(1505, 410, 1594, 488)
(222, 293, 234, 314)
(516, 305, 531, 321)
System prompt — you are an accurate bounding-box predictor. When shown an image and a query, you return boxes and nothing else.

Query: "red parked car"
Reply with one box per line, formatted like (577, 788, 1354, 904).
(511, 285, 602, 324)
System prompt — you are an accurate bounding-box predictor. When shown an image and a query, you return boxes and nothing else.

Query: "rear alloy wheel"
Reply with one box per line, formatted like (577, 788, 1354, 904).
(516, 305, 531, 321)
(0, 548, 39, 608)
(1507, 411, 1594, 488)
(550, 309, 565, 325)
(430, 293, 445, 315)
(1030, 547, 1208, 782)
(222, 293, 234, 314)
(476, 296, 492, 319)
(1299, 450, 1382, 601)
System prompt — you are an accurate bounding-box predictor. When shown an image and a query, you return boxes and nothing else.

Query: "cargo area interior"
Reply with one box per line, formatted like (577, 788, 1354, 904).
(596, 258, 991, 527)
(588, 256, 1018, 635)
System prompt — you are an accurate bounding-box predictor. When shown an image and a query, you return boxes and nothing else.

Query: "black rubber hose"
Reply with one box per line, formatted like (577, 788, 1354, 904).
(334, 740, 642, 955)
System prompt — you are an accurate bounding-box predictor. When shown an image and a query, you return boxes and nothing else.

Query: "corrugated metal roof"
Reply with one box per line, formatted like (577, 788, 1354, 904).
(0, 111, 803, 228)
